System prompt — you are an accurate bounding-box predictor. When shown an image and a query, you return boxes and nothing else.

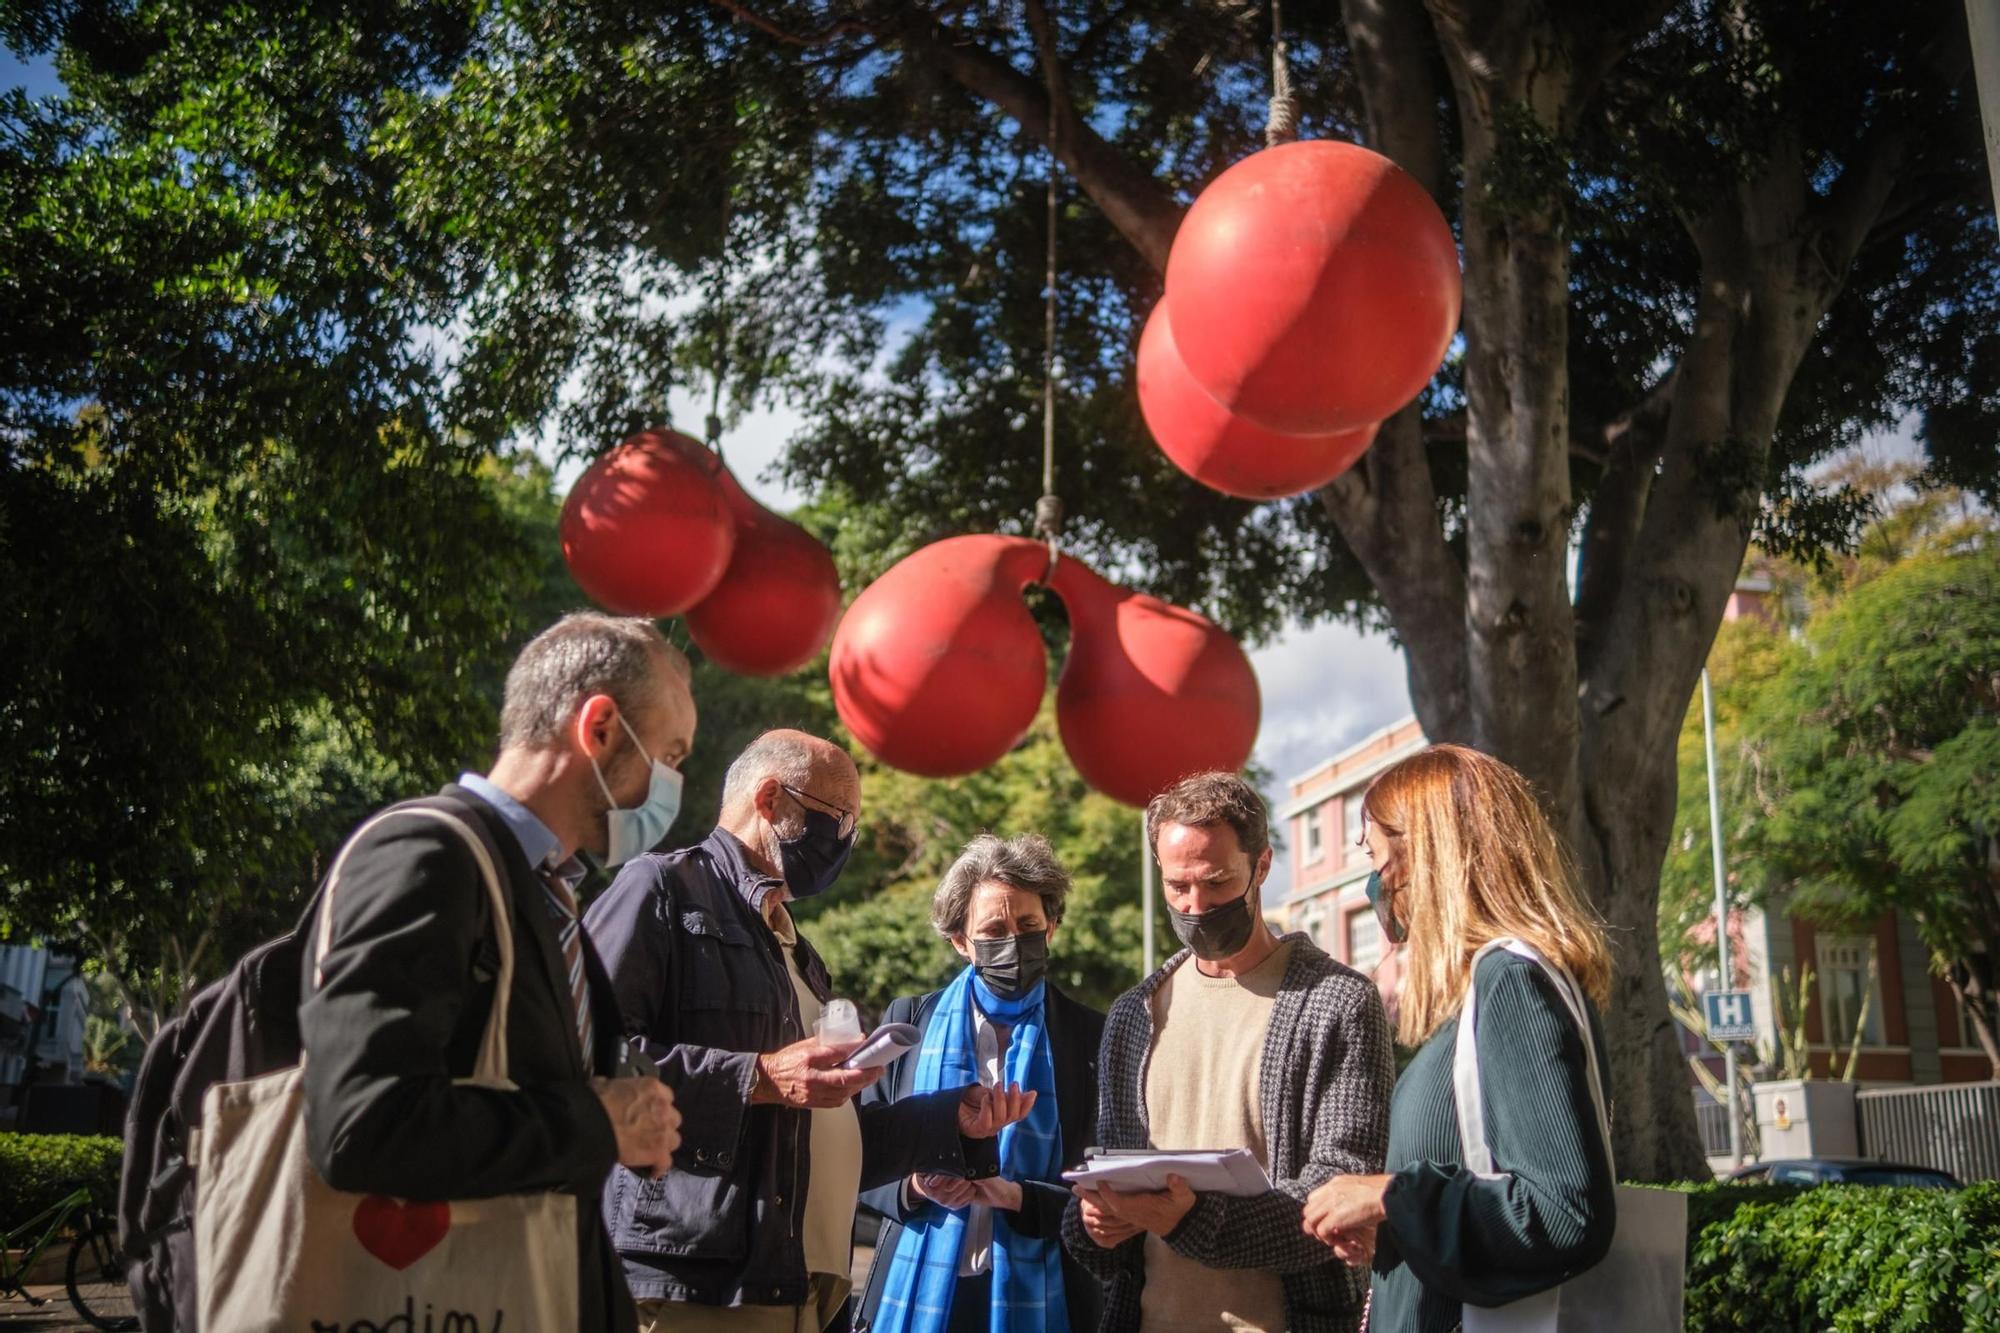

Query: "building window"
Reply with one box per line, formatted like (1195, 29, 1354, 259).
(1344, 795, 1365, 860)
(1816, 935, 1884, 1048)
(1346, 907, 1382, 974)
(1297, 910, 1333, 954)
(1303, 806, 1324, 864)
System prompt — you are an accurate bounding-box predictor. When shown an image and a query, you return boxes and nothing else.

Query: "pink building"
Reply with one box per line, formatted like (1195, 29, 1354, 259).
(1274, 717, 1427, 981)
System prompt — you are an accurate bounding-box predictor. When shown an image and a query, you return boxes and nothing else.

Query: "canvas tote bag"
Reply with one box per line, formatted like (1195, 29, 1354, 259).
(1453, 939, 1686, 1333)
(191, 805, 579, 1333)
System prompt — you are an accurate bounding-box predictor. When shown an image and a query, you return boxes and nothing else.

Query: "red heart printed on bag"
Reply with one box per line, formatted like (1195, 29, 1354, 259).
(352, 1195, 451, 1271)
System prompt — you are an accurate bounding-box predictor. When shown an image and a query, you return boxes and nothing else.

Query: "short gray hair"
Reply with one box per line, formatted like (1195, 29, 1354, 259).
(497, 612, 687, 750)
(930, 833, 1072, 938)
(721, 732, 818, 817)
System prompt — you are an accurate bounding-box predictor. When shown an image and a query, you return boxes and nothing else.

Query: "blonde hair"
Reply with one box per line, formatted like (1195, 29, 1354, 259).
(1363, 744, 1611, 1045)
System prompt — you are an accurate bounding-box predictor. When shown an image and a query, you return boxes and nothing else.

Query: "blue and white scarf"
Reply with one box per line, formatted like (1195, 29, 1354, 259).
(874, 965, 1070, 1333)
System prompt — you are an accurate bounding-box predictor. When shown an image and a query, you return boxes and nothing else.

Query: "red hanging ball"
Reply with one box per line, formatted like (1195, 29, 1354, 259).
(1137, 302, 1378, 500)
(1046, 556, 1261, 808)
(1164, 139, 1460, 435)
(560, 429, 736, 616)
(685, 469, 842, 676)
(830, 535, 1052, 777)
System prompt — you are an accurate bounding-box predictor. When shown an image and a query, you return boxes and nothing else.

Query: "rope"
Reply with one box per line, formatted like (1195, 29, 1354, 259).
(1035, 157, 1063, 569)
(1265, 0, 1299, 147)
(706, 183, 730, 453)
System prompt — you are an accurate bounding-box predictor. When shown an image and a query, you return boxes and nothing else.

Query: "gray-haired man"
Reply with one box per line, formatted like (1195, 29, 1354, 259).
(300, 611, 690, 1333)
(1061, 771, 1394, 1333)
(586, 729, 1035, 1333)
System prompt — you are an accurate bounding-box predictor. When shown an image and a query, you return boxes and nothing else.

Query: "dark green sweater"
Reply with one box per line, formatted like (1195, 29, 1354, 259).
(1367, 950, 1617, 1333)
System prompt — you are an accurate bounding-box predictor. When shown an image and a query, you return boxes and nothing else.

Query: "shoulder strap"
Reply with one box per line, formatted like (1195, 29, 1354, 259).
(1452, 938, 1615, 1180)
(313, 803, 516, 1084)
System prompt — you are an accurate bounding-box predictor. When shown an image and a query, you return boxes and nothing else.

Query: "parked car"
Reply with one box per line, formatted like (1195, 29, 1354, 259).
(1727, 1157, 1961, 1189)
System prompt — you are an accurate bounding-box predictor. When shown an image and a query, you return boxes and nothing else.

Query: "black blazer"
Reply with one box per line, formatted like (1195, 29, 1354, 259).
(298, 786, 635, 1333)
(853, 979, 1107, 1333)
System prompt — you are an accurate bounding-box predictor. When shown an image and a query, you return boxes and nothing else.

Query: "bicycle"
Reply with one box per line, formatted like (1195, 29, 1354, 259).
(0, 1184, 139, 1330)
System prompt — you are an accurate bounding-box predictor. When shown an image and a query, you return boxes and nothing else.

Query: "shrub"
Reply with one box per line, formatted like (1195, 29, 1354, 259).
(0, 1133, 122, 1229)
(1683, 1181, 2000, 1332)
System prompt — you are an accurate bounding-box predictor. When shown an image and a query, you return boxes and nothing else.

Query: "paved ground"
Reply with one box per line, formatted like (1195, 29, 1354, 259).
(0, 1284, 94, 1330)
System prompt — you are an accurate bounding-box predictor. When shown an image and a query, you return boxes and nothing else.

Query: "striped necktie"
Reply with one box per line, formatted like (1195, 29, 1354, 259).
(539, 868, 595, 1064)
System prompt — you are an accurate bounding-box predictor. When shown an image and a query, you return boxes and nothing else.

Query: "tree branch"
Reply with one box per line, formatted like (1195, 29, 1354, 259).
(1575, 368, 1675, 682)
(707, 0, 876, 49)
(894, 10, 1184, 269)
(1815, 23, 1972, 273)
(1319, 408, 1473, 743)
(1424, 0, 1671, 127)
(1023, 0, 1071, 153)
(1325, 0, 1468, 741)
(1341, 0, 1445, 197)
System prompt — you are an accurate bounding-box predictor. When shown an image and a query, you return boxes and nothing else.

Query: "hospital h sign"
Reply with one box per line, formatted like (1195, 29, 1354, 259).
(1703, 989, 1756, 1042)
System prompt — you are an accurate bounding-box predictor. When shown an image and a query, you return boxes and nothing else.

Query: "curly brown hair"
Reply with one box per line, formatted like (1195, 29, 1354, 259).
(1144, 771, 1270, 863)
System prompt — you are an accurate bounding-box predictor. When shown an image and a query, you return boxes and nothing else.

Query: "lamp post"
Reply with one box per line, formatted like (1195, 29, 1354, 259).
(1702, 667, 1744, 1167)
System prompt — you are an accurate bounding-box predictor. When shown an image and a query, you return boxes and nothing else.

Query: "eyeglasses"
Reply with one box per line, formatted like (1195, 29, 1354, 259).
(780, 783, 857, 839)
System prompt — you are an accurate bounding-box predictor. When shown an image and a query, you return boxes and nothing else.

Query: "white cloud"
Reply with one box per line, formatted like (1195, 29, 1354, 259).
(530, 378, 809, 512)
(1248, 618, 1413, 889)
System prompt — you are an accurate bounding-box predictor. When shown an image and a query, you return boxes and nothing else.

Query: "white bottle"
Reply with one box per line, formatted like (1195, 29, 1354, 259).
(816, 997, 862, 1044)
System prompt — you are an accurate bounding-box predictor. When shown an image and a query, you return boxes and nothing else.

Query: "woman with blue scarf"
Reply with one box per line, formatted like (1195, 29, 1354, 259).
(855, 834, 1107, 1333)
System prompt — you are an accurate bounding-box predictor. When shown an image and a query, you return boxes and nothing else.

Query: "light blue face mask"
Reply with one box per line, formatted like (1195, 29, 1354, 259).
(590, 715, 684, 867)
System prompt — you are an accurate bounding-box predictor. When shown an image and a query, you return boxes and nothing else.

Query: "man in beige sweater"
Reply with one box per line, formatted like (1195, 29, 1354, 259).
(1063, 772, 1394, 1333)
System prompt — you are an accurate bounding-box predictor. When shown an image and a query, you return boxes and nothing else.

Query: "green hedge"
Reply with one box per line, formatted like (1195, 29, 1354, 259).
(1680, 1181, 2000, 1332)
(0, 1133, 122, 1229)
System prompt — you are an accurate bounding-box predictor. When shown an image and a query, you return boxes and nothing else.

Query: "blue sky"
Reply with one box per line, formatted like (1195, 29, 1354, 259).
(3, 48, 61, 99)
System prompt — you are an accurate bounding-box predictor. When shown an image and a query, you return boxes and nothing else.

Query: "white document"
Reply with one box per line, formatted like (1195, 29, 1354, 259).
(841, 1022, 920, 1069)
(1062, 1149, 1272, 1197)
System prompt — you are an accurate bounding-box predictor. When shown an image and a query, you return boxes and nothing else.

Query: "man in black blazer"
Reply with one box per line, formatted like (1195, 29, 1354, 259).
(300, 612, 693, 1333)
(854, 833, 1108, 1333)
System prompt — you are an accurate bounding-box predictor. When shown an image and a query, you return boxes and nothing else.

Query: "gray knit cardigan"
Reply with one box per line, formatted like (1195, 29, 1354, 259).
(1060, 933, 1395, 1332)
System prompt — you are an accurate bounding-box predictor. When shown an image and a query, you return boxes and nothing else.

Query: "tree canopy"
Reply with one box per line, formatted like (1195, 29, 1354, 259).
(0, 5, 536, 1018)
(1661, 480, 1999, 1071)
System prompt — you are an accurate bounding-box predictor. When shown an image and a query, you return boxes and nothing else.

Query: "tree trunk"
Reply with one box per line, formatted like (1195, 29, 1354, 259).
(1429, 11, 1586, 828)
(1581, 743, 1715, 1175)
(1949, 964, 2000, 1080)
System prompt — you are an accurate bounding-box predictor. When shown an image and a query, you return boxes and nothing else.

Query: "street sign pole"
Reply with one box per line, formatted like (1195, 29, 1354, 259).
(1702, 668, 1744, 1167)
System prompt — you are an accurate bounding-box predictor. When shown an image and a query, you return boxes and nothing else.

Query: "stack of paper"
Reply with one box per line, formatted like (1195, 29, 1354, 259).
(1062, 1149, 1272, 1197)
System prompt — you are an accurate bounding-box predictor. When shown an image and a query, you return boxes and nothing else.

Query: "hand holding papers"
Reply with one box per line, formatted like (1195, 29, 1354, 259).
(1063, 1148, 1272, 1197)
(839, 1022, 919, 1070)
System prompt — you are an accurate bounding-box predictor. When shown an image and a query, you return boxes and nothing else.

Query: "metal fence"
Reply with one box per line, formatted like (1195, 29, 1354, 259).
(1693, 1091, 1732, 1157)
(1857, 1081, 2000, 1182)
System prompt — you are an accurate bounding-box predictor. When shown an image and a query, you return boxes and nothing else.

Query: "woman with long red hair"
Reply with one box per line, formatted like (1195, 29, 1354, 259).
(1300, 744, 1618, 1332)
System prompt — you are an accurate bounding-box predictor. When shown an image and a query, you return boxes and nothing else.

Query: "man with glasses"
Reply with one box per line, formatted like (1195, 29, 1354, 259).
(586, 729, 1035, 1333)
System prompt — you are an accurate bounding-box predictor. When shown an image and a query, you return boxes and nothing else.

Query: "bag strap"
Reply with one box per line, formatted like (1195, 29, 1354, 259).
(1452, 938, 1615, 1180)
(313, 804, 516, 1084)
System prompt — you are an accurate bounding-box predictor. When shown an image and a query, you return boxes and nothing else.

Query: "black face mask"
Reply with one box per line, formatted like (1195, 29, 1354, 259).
(1167, 884, 1259, 961)
(971, 931, 1050, 1001)
(777, 808, 854, 899)
(1365, 870, 1408, 944)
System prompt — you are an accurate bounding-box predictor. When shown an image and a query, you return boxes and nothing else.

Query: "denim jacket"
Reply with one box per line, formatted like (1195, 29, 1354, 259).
(584, 828, 989, 1308)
